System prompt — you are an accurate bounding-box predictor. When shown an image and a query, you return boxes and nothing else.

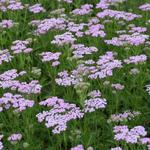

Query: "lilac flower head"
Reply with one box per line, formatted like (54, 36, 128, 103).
(97, 9, 141, 21)
(29, 4, 45, 13)
(108, 110, 141, 123)
(84, 90, 107, 113)
(71, 44, 98, 59)
(31, 18, 67, 35)
(0, 92, 35, 113)
(113, 125, 147, 144)
(124, 54, 147, 64)
(0, 49, 13, 65)
(111, 83, 124, 90)
(71, 144, 84, 150)
(72, 4, 93, 16)
(7, 1, 24, 10)
(40, 51, 61, 67)
(51, 32, 76, 46)
(11, 40, 33, 54)
(37, 97, 84, 134)
(8, 133, 22, 143)
(139, 3, 150, 11)
(0, 20, 15, 29)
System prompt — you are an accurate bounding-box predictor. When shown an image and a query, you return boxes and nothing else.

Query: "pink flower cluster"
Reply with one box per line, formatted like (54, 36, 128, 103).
(97, 9, 141, 21)
(0, 93, 34, 113)
(111, 83, 124, 90)
(140, 137, 150, 144)
(96, 0, 110, 9)
(84, 90, 107, 113)
(8, 133, 22, 143)
(51, 32, 76, 46)
(67, 22, 86, 37)
(40, 51, 61, 67)
(11, 40, 33, 54)
(71, 144, 84, 150)
(0, 49, 13, 65)
(85, 24, 106, 37)
(128, 26, 147, 33)
(96, 0, 126, 10)
(139, 3, 150, 11)
(72, 4, 93, 16)
(0, 20, 15, 29)
(0, 69, 26, 81)
(124, 54, 147, 64)
(108, 111, 141, 123)
(105, 33, 149, 46)
(0, 69, 42, 94)
(56, 52, 122, 86)
(29, 4, 45, 13)
(71, 44, 98, 59)
(113, 125, 147, 143)
(0, 0, 24, 11)
(37, 97, 84, 134)
(55, 69, 83, 86)
(88, 52, 122, 79)
(32, 18, 66, 35)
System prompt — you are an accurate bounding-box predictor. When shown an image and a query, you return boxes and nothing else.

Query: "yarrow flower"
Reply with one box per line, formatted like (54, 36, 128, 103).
(97, 9, 141, 21)
(51, 32, 76, 46)
(72, 4, 93, 16)
(0, 69, 42, 94)
(111, 83, 124, 90)
(139, 137, 150, 144)
(0, 69, 26, 81)
(71, 44, 98, 59)
(128, 26, 147, 33)
(139, 3, 150, 11)
(124, 54, 147, 64)
(84, 90, 107, 113)
(96, 0, 126, 10)
(67, 22, 86, 37)
(0, 93, 34, 113)
(36, 97, 84, 134)
(11, 39, 33, 54)
(28, 4, 45, 13)
(40, 52, 62, 67)
(8, 133, 22, 143)
(7, 1, 24, 11)
(85, 24, 106, 37)
(113, 125, 147, 144)
(0, 1, 24, 11)
(70, 144, 84, 150)
(0, 20, 15, 29)
(108, 110, 141, 123)
(56, 52, 122, 86)
(105, 33, 149, 46)
(30, 18, 66, 35)
(88, 51, 122, 79)
(0, 49, 13, 65)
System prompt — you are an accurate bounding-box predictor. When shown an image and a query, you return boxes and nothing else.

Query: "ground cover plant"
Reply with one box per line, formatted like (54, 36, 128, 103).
(0, 0, 150, 149)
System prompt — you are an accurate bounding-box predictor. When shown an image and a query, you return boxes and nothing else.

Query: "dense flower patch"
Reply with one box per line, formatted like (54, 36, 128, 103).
(0, 0, 150, 149)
